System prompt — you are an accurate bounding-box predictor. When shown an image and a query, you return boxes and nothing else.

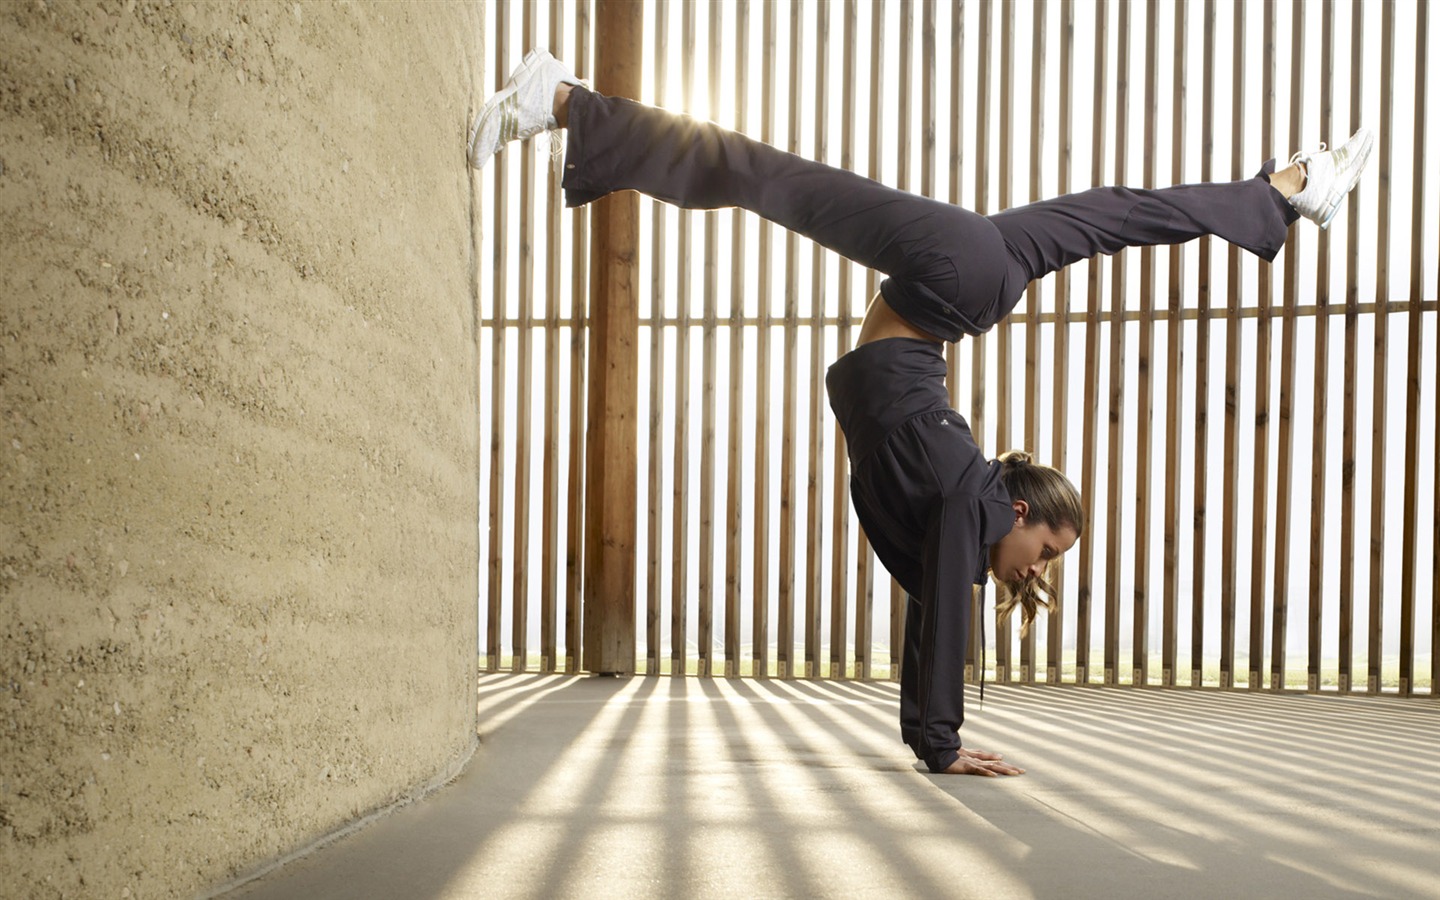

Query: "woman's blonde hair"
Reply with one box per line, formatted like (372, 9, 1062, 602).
(993, 450, 1084, 636)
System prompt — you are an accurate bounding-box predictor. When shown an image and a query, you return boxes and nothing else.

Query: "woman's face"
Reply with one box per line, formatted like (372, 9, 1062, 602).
(989, 501, 1080, 584)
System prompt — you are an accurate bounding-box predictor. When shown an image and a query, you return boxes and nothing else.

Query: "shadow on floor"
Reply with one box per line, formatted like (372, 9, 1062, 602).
(230, 675, 1440, 899)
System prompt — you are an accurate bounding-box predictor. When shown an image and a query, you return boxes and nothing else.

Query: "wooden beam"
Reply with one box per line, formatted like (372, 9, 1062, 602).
(806, 0, 833, 679)
(1307, 0, 1336, 693)
(831, 0, 859, 680)
(1133, 0, 1158, 688)
(1400, 0, 1429, 697)
(780, 0, 804, 681)
(1191, 0, 1216, 688)
(582, 0, 643, 675)
(698, 0, 722, 679)
(565, 0, 593, 677)
(1022, 0, 1046, 686)
(1338, 0, 1365, 694)
(754, 0, 777, 680)
(1049, 0, 1074, 685)
(644, 0, 669, 676)
(1248, 0, 1276, 691)
(1271, 0, 1305, 691)
(671, 0, 693, 677)
(724, 0, 750, 678)
(1367, 0, 1394, 695)
(1219, 0, 1246, 691)
(1076, 0, 1108, 686)
(514, 2, 539, 674)
(1162, 0, 1188, 688)
(1104, 0, 1131, 687)
(486, 12, 511, 674)
(996, 0, 1014, 685)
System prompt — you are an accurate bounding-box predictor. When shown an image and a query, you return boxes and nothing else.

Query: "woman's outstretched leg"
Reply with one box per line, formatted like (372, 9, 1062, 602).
(988, 129, 1374, 286)
(471, 50, 1016, 342)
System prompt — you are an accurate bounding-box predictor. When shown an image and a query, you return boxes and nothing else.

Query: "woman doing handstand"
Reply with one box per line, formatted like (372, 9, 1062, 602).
(470, 50, 1374, 777)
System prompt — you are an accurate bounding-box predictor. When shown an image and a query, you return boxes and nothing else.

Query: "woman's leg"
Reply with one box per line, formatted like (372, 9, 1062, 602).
(987, 161, 1300, 291)
(560, 86, 1014, 343)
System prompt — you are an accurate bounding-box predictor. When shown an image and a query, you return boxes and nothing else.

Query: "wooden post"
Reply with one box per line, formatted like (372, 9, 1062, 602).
(1104, 0, 1130, 688)
(1134, 0, 1158, 688)
(1272, 0, 1306, 692)
(1049, 0, 1073, 686)
(1399, 0, 1429, 698)
(582, 0, 642, 675)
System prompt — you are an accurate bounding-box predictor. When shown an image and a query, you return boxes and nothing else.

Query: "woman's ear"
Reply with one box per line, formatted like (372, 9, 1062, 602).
(1012, 499, 1030, 523)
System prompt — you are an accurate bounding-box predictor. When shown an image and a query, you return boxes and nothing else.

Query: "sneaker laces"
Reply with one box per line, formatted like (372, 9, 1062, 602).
(1286, 143, 1324, 193)
(1288, 142, 1325, 168)
(546, 129, 565, 172)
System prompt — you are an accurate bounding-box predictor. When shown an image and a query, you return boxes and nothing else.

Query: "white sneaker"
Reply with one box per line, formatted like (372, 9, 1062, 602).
(468, 49, 586, 169)
(1286, 127, 1375, 230)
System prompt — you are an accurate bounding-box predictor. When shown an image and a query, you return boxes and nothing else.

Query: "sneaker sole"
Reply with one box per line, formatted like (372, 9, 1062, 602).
(1318, 129, 1375, 230)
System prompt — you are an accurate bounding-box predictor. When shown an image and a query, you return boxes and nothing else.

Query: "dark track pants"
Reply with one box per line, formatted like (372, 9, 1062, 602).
(561, 86, 1300, 343)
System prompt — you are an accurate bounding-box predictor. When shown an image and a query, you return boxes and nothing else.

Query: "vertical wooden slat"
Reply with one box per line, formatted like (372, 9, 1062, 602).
(513, 3, 540, 674)
(1132, 0, 1158, 688)
(779, 0, 802, 681)
(967, 0, 992, 684)
(646, 0, 669, 675)
(1399, 0, 1429, 698)
(1102, 0, 1130, 687)
(1162, 0, 1188, 688)
(1307, 0, 1336, 693)
(671, 1, 697, 678)
(541, 1, 566, 675)
(1271, 0, 1305, 691)
(1247, 0, 1276, 692)
(895, 0, 918, 684)
(698, 0, 722, 678)
(753, 0, 776, 679)
(946, 0, 966, 403)
(805, 0, 832, 680)
(1218, 0, 1246, 691)
(1021, 0, 1046, 686)
(724, 0, 750, 678)
(1076, 0, 1107, 686)
(831, 0, 858, 680)
(581, 0, 642, 675)
(1191, 0, 1216, 688)
(1049, 0, 1074, 685)
(994, 0, 1013, 685)
(858, 0, 886, 681)
(1338, 0, 1364, 693)
(891, 0, 913, 684)
(486, 16, 510, 674)
(564, 0, 592, 675)
(922, 0, 937, 201)
(1367, 0, 1394, 695)
(855, 532, 873, 679)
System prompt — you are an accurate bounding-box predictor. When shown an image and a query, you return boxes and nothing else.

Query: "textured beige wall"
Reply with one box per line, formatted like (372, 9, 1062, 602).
(1, 1, 484, 896)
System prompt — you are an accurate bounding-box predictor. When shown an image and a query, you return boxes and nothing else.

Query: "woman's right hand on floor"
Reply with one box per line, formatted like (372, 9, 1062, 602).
(942, 746, 1026, 776)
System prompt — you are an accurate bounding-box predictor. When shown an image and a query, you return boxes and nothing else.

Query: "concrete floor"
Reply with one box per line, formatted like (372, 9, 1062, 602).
(230, 673, 1440, 899)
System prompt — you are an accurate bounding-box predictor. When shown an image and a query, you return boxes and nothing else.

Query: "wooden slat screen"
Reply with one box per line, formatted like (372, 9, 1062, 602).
(479, 0, 1439, 697)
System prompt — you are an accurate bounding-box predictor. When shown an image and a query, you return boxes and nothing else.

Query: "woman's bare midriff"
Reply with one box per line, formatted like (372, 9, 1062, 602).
(855, 292, 946, 346)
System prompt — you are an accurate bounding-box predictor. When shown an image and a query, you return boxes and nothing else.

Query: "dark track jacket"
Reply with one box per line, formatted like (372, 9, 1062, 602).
(825, 337, 1017, 772)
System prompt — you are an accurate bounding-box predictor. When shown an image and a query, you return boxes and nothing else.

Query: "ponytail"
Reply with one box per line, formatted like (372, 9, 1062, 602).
(993, 450, 1083, 636)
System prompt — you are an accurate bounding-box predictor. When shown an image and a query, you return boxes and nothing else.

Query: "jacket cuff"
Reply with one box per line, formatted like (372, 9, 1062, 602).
(926, 748, 960, 774)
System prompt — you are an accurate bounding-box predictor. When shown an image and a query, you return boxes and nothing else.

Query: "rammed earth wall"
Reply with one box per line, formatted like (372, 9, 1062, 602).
(0, 2, 485, 896)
